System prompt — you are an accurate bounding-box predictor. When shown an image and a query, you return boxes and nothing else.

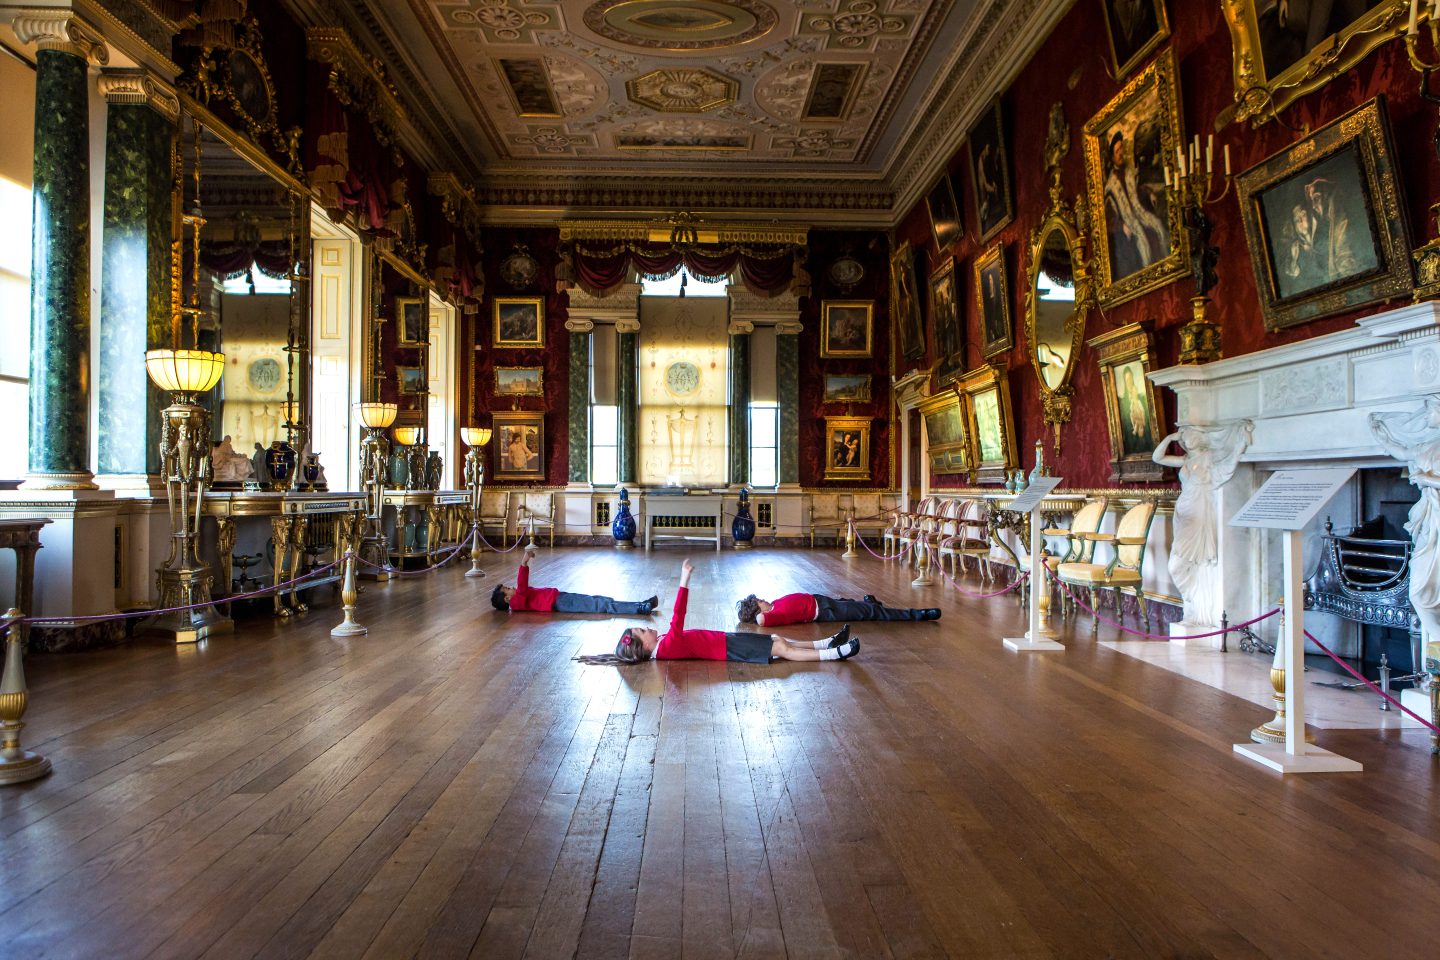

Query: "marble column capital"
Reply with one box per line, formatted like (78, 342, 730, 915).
(727, 320, 755, 336)
(775, 321, 803, 335)
(97, 69, 179, 122)
(11, 8, 109, 64)
(564, 319, 595, 334)
(615, 319, 641, 334)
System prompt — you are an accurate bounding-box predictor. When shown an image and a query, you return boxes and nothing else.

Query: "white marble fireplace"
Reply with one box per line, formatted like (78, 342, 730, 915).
(1149, 302, 1440, 659)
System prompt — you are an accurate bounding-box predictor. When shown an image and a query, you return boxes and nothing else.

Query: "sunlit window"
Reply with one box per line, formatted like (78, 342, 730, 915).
(591, 405, 619, 486)
(640, 267, 729, 297)
(221, 263, 292, 295)
(0, 176, 32, 480)
(749, 402, 778, 488)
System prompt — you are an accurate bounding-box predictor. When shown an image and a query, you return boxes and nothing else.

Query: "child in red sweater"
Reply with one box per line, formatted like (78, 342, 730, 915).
(491, 546, 658, 615)
(736, 592, 940, 626)
(614, 559, 860, 664)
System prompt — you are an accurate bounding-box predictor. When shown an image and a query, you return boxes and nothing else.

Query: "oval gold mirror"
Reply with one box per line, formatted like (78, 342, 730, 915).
(1024, 201, 1093, 455)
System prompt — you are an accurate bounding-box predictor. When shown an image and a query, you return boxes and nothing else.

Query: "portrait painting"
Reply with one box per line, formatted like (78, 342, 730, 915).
(823, 417, 871, 481)
(492, 411, 545, 481)
(396, 365, 427, 395)
(1083, 50, 1187, 307)
(396, 297, 426, 347)
(1086, 322, 1166, 482)
(919, 392, 969, 476)
(967, 100, 1014, 244)
(890, 241, 925, 361)
(495, 366, 544, 397)
(1251, 0, 1384, 82)
(820, 301, 873, 358)
(957, 365, 1017, 484)
(823, 374, 872, 404)
(493, 297, 545, 348)
(1236, 98, 1411, 331)
(974, 242, 1012, 359)
(926, 175, 962, 250)
(1101, 0, 1169, 79)
(930, 258, 963, 384)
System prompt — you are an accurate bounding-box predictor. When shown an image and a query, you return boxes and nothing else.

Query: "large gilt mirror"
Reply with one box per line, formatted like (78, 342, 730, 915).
(1024, 203, 1093, 457)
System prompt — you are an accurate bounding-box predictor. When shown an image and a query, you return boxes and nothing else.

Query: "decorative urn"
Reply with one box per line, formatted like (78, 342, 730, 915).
(732, 487, 756, 549)
(611, 487, 636, 549)
(265, 439, 297, 490)
(302, 454, 321, 489)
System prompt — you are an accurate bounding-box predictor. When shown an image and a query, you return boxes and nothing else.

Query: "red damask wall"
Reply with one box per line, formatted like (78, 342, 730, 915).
(897, 1, 1440, 488)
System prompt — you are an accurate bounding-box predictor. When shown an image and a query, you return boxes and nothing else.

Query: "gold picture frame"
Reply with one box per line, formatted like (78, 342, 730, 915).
(1102, 0, 1170, 80)
(822, 416, 872, 481)
(930, 257, 964, 385)
(925, 175, 962, 250)
(1083, 49, 1187, 308)
(822, 374, 872, 404)
(492, 410, 545, 481)
(891, 241, 925, 361)
(820, 301, 873, 358)
(957, 365, 1018, 485)
(974, 242, 1012, 359)
(1235, 97, 1412, 331)
(396, 365, 427, 395)
(395, 296, 426, 347)
(918, 390, 970, 477)
(1086, 322, 1165, 483)
(494, 366, 545, 397)
(493, 296, 545, 348)
(1221, 1, 1412, 128)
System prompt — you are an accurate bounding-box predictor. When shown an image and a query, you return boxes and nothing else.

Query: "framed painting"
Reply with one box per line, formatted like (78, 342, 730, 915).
(820, 301, 873, 358)
(1221, 1, 1398, 127)
(396, 296, 427, 347)
(823, 374, 872, 404)
(396, 365, 427, 395)
(1101, 0, 1170, 79)
(957, 365, 1018, 485)
(926, 175, 962, 251)
(890, 241, 925, 361)
(1235, 97, 1411, 331)
(974, 242, 1012, 359)
(1086, 322, 1166, 482)
(492, 411, 545, 481)
(822, 416, 871, 481)
(493, 296, 545, 348)
(930, 258, 963, 384)
(918, 391, 970, 477)
(495, 366, 545, 397)
(967, 99, 1014, 244)
(1083, 49, 1187, 308)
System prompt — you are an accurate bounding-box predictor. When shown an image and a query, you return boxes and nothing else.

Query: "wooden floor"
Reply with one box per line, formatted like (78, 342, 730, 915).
(5, 548, 1438, 959)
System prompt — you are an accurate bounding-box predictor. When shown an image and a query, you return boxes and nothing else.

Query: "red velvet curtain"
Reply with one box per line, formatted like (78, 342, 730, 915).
(570, 242, 796, 296)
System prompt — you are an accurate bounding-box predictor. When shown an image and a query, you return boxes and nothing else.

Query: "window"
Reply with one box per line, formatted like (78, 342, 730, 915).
(749, 402, 778, 488)
(591, 404, 619, 486)
(0, 176, 32, 480)
(640, 267, 729, 297)
(221, 262, 292, 295)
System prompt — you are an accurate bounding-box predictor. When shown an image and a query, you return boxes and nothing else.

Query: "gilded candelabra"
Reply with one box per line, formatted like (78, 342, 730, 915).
(356, 401, 397, 581)
(462, 426, 492, 579)
(1164, 135, 1232, 365)
(1403, 3, 1440, 299)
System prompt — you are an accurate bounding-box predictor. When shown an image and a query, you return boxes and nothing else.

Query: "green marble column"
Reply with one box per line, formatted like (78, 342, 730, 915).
(25, 49, 96, 488)
(728, 326, 751, 485)
(616, 325, 638, 484)
(98, 99, 174, 478)
(777, 324, 800, 485)
(566, 321, 591, 483)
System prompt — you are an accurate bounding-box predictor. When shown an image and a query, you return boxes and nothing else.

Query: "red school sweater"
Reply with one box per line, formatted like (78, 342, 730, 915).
(653, 586, 727, 660)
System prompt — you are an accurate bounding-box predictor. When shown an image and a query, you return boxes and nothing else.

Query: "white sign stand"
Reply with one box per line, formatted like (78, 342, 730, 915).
(1003, 476, 1066, 653)
(1229, 468, 1362, 774)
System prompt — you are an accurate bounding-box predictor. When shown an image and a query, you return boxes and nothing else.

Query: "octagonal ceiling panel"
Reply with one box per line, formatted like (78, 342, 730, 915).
(626, 68, 738, 112)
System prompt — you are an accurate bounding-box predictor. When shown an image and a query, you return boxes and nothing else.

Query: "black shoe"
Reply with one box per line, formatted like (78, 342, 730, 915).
(826, 623, 851, 648)
(836, 637, 860, 660)
(863, 594, 878, 604)
(642, 595, 659, 614)
(921, 608, 941, 621)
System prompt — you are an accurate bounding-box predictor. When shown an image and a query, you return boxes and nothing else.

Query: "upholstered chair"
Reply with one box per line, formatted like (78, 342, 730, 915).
(1056, 499, 1158, 634)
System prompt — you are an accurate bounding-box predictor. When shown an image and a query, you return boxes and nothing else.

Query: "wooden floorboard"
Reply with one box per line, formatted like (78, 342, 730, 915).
(3, 547, 1437, 959)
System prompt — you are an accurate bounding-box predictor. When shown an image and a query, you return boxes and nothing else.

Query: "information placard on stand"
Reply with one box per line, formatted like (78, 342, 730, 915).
(1002, 476, 1066, 653)
(1229, 467, 1362, 774)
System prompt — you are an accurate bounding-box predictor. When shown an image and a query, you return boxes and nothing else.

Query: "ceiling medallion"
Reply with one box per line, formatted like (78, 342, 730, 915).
(626, 68, 738, 113)
(583, 0, 777, 50)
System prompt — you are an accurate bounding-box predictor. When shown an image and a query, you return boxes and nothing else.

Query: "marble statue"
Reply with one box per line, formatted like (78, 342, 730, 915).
(1152, 420, 1253, 627)
(211, 435, 254, 483)
(1370, 397, 1440, 649)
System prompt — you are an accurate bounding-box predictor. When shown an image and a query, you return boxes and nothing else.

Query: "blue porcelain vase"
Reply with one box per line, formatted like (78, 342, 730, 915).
(265, 440, 296, 490)
(302, 454, 320, 489)
(732, 488, 755, 549)
(611, 488, 636, 549)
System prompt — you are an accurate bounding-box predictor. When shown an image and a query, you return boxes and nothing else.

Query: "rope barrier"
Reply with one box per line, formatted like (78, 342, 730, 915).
(356, 540, 469, 577)
(22, 557, 344, 625)
(475, 528, 525, 554)
(1304, 630, 1439, 734)
(850, 524, 914, 562)
(935, 556, 1029, 599)
(1049, 575, 1282, 641)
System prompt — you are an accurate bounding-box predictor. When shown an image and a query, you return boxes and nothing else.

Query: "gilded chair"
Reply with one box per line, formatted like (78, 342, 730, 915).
(1021, 497, 1109, 613)
(885, 496, 935, 555)
(1056, 499, 1158, 634)
(520, 492, 556, 547)
(850, 493, 889, 544)
(900, 497, 950, 565)
(809, 493, 845, 548)
(478, 489, 510, 548)
(939, 498, 994, 580)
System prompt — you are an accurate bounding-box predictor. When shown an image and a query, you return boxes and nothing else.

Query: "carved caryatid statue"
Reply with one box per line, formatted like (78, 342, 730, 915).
(1370, 397, 1440, 651)
(1152, 420, 1253, 627)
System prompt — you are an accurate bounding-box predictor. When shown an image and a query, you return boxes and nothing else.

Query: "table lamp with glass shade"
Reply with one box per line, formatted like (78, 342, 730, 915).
(461, 426, 493, 578)
(356, 401, 398, 579)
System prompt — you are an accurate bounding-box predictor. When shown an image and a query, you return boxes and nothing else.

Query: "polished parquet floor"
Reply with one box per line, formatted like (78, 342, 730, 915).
(5, 548, 1438, 959)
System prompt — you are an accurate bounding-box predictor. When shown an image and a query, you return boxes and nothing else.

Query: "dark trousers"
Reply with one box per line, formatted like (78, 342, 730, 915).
(553, 592, 648, 615)
(725, 631, 774, 663)
(815, 594, 928, 621)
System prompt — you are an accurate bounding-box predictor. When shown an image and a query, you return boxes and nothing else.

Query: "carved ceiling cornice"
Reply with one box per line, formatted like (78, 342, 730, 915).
(557, 218, 808, 247)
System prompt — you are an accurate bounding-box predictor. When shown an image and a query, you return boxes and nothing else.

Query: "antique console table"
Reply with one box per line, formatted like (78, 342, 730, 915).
(977, 492, 1083, 568)
(381, 490, 470, 567)
(203, 492, 365, 616)
(0, 519, 48, 642)
(641, 493, 724, 553)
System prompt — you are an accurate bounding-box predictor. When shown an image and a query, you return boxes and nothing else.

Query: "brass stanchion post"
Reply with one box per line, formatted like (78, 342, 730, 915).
(911, 537, 934, 587)
(841, 516, 858, 559)
(330, 547, 366, 637)
(0, 608, 50, 784)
